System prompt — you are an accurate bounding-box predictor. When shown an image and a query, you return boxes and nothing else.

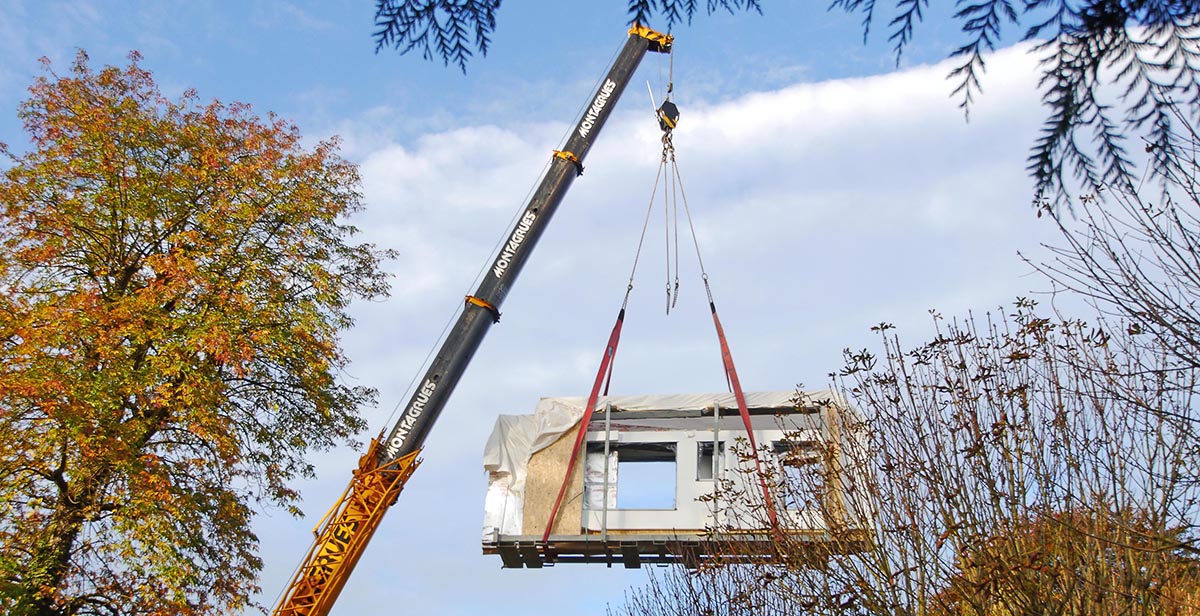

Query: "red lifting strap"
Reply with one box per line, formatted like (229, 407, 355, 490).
(541, 309, 626, 543)
(711, 306, 782, 533)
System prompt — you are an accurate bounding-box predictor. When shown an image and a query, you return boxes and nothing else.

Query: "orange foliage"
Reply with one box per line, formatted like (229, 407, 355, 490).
(939, 509, 1200, 615)
(0, 51, 391, 615)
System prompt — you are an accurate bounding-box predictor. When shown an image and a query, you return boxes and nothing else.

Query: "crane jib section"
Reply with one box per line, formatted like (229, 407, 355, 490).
(380, 26, 673, 464)
(272, 26, 673, 616)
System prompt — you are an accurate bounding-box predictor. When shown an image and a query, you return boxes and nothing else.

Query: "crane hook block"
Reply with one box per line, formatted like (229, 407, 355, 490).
(657, 100, 680, 133)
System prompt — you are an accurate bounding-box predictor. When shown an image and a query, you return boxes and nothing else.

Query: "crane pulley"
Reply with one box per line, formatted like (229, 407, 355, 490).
(657, 99, 680, 132)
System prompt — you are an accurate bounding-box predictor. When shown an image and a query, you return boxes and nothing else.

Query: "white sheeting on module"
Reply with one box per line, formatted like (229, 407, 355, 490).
(481, 398, 583, 539)
(480, 390, 842, 540)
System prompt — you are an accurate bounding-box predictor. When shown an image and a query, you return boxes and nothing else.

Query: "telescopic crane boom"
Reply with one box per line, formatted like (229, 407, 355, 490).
(273, 26, 674, 616)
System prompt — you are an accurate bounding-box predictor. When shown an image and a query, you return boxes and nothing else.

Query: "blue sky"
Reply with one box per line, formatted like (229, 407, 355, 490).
(1, 2, 1067, 614)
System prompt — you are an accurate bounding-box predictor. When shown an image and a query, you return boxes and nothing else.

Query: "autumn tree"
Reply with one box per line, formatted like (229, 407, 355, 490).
(0, 52, 391, 615)
(939, 509, 1200, 615)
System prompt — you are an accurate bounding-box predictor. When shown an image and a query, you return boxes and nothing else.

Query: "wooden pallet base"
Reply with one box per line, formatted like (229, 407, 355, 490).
(483, 533, 870, 569)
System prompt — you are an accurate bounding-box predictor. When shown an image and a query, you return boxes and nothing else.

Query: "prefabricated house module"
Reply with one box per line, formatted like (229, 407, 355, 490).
(481, 390, 872, 568)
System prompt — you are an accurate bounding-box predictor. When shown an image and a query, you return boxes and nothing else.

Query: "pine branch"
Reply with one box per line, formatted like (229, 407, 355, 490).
(629, 0, 655, 27)
(948, 1, 1019, 118)
(887, 0, 928, 65)
(830, 0, 880, 44)
(373, 0, 500, 73)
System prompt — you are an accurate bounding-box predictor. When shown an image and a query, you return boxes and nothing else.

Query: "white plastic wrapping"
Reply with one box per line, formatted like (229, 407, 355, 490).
(583, 449, 617, 510)
(481, 398, 584, 540)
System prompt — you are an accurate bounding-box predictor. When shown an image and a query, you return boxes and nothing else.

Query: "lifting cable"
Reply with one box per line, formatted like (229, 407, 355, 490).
(665, 46, 680, 313)
(542, 50, 781, 543)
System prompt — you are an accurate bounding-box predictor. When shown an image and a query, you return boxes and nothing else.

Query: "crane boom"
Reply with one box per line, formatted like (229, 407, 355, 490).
(273, 26, 673, 616)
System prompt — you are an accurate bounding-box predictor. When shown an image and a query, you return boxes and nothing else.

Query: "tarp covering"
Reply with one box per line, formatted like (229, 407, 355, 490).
(481, 390, 845, 540)
(481, 398, 583, 539)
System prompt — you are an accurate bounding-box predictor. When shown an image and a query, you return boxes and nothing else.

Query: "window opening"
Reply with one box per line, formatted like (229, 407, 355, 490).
(610, 442, 677, 510)
(697, 441, 725, 480)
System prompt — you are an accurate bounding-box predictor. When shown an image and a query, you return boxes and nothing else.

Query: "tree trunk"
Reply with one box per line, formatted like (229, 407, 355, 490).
(13, 500, 88, 616)
(12, 456, 115, 616)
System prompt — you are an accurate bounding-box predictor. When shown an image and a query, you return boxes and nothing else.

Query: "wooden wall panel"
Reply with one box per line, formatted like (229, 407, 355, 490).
(522, 423, 585, 535)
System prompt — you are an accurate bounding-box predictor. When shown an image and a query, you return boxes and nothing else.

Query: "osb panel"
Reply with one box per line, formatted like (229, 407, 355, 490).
(522, 423, 585, 535)
(822, 404, 847, 528)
